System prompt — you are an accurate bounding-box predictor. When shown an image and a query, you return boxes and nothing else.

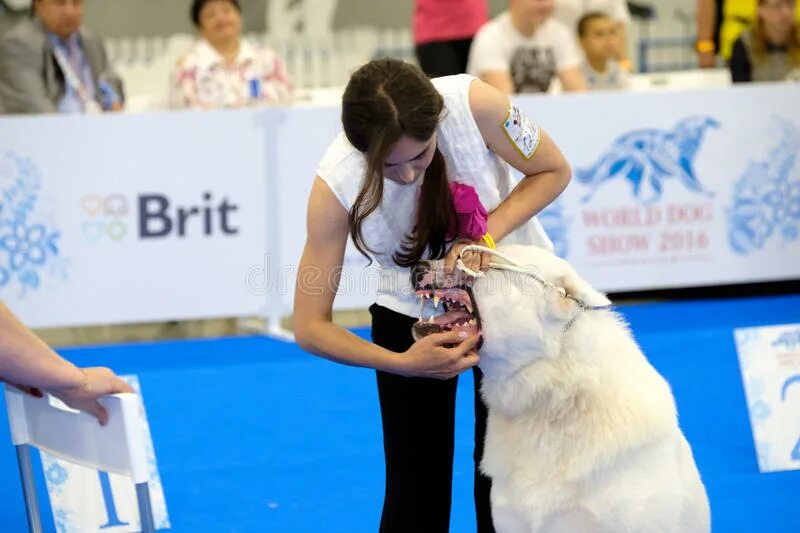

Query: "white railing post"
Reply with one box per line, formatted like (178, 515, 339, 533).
(259, 108, 294, 341)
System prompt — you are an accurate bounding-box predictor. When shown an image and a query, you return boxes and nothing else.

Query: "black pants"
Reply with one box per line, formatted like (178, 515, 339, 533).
(370, 304, 495, 533)
(415, 38, 474, 78)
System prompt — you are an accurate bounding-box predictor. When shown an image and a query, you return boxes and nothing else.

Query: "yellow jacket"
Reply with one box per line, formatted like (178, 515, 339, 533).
(720, 0, 800, 59)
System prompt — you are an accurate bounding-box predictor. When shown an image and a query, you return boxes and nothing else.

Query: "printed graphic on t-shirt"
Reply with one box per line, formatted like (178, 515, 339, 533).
(510, 46, 557, 93)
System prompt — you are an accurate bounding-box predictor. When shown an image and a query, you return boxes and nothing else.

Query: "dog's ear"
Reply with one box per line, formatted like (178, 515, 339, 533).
(559, 268, 611, 308)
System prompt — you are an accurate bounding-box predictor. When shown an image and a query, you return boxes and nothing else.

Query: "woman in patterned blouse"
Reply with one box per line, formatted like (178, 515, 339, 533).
(170, 0, 293, 109)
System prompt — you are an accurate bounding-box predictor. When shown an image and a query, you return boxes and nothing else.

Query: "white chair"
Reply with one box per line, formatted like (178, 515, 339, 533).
(4, 385, 155, 533)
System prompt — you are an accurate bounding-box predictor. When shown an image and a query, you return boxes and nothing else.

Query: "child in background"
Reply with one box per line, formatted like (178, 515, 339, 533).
(578, 12, 630, 90)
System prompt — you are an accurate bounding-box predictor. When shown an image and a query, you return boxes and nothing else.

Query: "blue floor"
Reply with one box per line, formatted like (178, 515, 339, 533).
(1, 294, 800, 532)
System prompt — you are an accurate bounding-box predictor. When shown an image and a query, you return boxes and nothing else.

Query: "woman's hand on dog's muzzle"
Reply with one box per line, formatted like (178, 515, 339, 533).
(394, 331, 481, 380)
(445, 240, 492, 275)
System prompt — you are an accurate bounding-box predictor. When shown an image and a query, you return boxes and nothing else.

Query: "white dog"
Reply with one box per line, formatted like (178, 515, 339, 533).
(412, 244, 711, 533)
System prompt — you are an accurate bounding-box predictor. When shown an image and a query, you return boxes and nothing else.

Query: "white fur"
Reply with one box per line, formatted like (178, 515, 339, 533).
(472, 244, 710, 533)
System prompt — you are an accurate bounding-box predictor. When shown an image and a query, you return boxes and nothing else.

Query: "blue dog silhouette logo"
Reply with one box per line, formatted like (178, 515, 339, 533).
(772, 330, 800, 350)
(577, 116, 720, 204)
(0, 151, 61, 296)
(728, 119, 800, 255)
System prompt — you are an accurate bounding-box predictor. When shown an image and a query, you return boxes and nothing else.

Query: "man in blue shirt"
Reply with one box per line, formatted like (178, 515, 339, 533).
(0, 0, 124, 115)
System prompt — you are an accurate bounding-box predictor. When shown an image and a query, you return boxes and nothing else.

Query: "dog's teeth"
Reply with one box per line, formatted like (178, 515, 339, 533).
(465, 302, 473, 313)
(428, 316, 435, 324)
(433, 295, 440, 308)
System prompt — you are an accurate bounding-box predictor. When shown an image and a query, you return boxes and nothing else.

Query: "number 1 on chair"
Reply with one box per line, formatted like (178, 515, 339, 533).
(98, 471, 129, 528)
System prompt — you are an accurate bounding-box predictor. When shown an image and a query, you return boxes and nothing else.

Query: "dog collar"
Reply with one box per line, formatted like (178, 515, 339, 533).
(564, 296, 614, 331)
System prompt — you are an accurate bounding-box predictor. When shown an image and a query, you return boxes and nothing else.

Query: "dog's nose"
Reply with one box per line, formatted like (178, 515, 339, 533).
(411, 261, 433, 288)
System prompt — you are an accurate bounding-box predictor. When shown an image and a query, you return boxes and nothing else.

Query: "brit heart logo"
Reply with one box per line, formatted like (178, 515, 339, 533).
(80, 195, 103, 217)
(79, 194, 129, 242)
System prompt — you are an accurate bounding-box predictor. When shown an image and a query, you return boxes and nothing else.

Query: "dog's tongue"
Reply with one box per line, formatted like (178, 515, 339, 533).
(432, 310, 471, 325)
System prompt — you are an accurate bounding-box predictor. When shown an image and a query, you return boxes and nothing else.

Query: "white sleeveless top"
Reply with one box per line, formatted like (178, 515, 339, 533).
(317, 74, 553, 318)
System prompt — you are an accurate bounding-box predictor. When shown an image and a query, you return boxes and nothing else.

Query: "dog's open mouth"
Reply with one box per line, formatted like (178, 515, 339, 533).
(410, 263, 482, 345)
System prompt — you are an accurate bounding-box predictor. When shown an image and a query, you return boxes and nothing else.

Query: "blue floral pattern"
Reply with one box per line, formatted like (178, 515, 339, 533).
(728, 119, 800, 254)
(45, 462, 69, 495)
(54, 509, 75, 533)
(0, 151, 61, 296)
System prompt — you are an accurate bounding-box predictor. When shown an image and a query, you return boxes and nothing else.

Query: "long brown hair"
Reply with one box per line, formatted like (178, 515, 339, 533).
(342, 58, 456, 267)
(752, 0, 800, 66)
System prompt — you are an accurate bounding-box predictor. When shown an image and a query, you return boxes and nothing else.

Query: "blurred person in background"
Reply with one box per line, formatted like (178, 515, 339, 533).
(413, 0, 488, 77)
(170, 0, 292, 110)
(730, 0, 800, 81)
(0, 301, 133, 425)
(696, 0, 800, 67)
(552, 0, 632, 69)
(468, 0, 587, 93)
(0, 0, 124, 115)
(578, 11, 630, 89)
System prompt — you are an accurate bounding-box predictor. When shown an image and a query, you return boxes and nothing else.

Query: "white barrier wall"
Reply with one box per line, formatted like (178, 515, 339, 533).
(1, 83, 798, 329)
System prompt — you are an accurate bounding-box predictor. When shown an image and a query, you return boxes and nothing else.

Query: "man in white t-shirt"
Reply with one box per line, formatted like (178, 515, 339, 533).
(467, 0, 587, 94)
(553, 0, 631, 65)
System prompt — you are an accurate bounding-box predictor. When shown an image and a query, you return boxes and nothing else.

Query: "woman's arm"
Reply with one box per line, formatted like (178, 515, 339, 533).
(470, 79, 571, 242)
(696, 0, 718, 68)
(293, 177, 399, 369)
(444, 79, 570, 272)
(0, 301, 85, 390)
(293, 178, 479, 379)
(0, 301, 133, 424)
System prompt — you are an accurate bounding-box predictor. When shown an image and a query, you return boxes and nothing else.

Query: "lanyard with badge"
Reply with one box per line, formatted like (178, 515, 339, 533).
(51, 42, 103, 114)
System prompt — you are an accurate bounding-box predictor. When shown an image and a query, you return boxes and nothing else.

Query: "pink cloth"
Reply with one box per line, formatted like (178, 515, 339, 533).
(447, 182, 488, 241)
(413, 0, 489, 45)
